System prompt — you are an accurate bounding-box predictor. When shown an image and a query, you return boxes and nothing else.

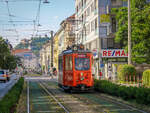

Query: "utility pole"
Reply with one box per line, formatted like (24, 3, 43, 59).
(128, 0, 131, 64)
(51, 31, 54, 67)
(98, 0, 102, 79)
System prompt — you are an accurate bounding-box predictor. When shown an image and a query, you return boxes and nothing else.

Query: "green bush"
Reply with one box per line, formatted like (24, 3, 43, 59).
(117, 64, 124, 81)
(117, 64, 136, 82)
(142, 69, 150, 87)
(0, 77, 24, 113)
(94, 79, 150, 105)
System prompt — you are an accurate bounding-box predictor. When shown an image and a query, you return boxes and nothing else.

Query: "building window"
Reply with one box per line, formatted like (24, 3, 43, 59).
(91, 2, 94, 13)
(91, 20, 95, 32)
(86, 7, 90, 17)
(84, 11, 86, 22)
(102, 38, 107, 49)
(84, 0, 86, 5)
(95, 18, 98, 30)
(83, 26, 86, 38)
(81, 0, 83, 7)
(86, 24, 90, 35)
(111, 17, 116, 33)
(82, 14, 84, 23)
(79, 1, 82, 11)
(107, 38, 114, 49)
(100, 26, 107, 37)
(111, 0, 123, 7)
(76, 6, 78, 13)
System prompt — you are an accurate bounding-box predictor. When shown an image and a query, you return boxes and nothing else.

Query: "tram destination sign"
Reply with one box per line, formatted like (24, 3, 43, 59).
(101, 49, 128, 58)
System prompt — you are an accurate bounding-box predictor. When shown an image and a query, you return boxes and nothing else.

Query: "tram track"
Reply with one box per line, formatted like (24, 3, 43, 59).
(42, 81, 105, 113)
(93, 93, 147, 113)
(39, 82, 70, 113)
(72, 93, 148, 113)
(27, 80, 149, 113)
(44, 81, 149, 113)
(27, 81, 69, 113)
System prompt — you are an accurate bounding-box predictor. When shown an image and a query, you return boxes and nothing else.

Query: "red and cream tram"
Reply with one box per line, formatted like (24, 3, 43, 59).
(58, 45, 94, 91)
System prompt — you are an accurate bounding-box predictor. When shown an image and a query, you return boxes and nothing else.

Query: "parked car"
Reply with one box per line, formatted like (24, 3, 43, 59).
(0, 70, 10, 83)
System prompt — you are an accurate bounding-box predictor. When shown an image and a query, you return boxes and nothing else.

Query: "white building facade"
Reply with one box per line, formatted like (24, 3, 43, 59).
(75, 0, 128, 79)
(14, 50, 39, 71)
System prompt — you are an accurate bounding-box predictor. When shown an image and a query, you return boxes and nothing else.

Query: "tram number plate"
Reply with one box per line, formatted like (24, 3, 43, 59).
(78, 54, 86, 57)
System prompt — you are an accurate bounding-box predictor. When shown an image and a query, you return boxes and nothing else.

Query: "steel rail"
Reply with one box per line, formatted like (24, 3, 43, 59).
(98, 94, 147, 113)
(27, 81, 30, 113)
(39, 82, 70, 113)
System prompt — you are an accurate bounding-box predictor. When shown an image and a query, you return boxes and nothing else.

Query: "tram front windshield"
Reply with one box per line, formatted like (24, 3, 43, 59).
(75, 58, 90, 70)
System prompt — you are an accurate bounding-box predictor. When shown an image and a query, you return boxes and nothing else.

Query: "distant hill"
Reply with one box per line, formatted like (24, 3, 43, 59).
(15, 37, 50, 56)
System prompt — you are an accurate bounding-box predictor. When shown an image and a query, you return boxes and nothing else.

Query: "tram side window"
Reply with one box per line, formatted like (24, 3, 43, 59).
(65, 56, 72, 71)
(59, 58, 63, 71)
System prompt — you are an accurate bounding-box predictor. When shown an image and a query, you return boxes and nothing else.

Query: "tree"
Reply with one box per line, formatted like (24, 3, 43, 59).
(15, 37, 50, 56)
(112, 0, 150, 64)
(0, 37, 20, 70)
(0, 37, 11, 68)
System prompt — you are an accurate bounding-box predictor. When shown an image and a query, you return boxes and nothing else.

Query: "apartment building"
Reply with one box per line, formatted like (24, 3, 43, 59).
(53, 31, 59, 70)
(12, 49, 38, 71)
(75, 0, 128, 79)
(57, 27, 65, 54)
(39, 41, 51, 74)
(60, 14, 76, 50)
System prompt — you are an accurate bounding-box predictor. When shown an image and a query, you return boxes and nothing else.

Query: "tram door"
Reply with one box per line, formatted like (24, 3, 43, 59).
(58, 56, 63, 84)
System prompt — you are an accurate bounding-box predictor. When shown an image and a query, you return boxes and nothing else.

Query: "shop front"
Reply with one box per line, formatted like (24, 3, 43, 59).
(100, 49, 128, 80)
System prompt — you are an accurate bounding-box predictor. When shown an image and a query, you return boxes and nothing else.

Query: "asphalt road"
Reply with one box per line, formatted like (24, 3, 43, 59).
(0, 73, 19, 100)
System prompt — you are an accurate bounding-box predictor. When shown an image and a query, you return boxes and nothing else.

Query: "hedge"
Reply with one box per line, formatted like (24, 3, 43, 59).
(117, 64, 137, 82)
(142, 69, 150, 87)
(94, 79, 150, 105)
(0, 77, 24, 113)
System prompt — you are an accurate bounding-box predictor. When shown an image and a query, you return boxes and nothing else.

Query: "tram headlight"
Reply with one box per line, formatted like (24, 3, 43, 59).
(81, 77, 84, 81)
(81, 72, 83, 76)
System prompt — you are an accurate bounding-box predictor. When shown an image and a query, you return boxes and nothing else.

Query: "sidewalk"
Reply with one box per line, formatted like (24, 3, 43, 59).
(0, 74, 19, 100)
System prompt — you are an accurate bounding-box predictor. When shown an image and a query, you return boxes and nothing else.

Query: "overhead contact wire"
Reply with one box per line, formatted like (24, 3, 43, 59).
(5, 0, 19, 39)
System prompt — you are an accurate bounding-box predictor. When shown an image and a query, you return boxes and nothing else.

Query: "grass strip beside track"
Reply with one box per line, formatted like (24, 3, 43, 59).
(16, 82, 27, 113)
(78, 93, 144, 113)
(29, 82, 65, 113)
(0, 77, 24, 113)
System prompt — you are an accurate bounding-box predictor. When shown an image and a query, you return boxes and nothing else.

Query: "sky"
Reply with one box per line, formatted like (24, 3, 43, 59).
(0, 0, 75, 46)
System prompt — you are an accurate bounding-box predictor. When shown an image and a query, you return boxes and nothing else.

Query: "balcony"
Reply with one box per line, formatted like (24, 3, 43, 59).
(68, 32, 75, 37)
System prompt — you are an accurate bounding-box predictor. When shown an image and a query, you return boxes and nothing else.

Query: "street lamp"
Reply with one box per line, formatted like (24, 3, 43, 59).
(43, 0, 49, 4)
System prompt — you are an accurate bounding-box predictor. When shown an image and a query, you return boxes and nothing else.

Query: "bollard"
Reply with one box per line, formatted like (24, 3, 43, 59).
(129, 75, 132, 84)
(125, 75, 128, 83)
(139, 75, 142, 87)
(137, 75, 139, 87)
(133, 75, 135, 84)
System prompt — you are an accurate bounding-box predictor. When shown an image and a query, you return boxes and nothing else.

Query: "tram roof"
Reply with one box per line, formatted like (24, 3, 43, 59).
(59, 49, 91, 56)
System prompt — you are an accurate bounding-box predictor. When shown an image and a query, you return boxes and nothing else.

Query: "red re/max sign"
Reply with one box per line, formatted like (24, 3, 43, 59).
(102, 49, 128, 58)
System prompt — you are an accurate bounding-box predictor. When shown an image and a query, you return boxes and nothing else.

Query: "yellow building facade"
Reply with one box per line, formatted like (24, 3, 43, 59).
(53, 33, 59, 70)
(40, 41, 51, 74)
